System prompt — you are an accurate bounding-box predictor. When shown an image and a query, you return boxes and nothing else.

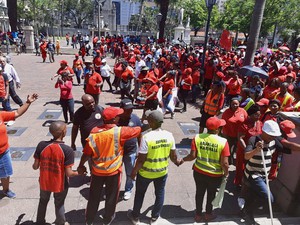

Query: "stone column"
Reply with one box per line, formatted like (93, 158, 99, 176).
(23, 26, 34, 53)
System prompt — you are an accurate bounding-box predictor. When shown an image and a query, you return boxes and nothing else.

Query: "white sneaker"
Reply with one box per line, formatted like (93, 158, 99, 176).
(124, 191, 132, 200)
(238, 197, 245, 209)
(6, 120, 15, 126)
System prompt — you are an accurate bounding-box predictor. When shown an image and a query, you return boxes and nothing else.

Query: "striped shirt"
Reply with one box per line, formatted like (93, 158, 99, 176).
(244, 136, 290, 179)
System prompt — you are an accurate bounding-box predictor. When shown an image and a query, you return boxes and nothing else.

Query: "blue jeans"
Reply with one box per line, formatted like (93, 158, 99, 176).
(123, 152, 136, 192)
(132, 174, 168, 219)
(60, 98, 74, 123)
(74, 68, 82, 85)
(244, 176, 274, 217)
(0, 97, 12, 111)
(162, 94, 173, 114)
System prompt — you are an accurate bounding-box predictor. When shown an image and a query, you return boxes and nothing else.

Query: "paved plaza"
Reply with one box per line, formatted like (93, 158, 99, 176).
(0, 47, 299, 225)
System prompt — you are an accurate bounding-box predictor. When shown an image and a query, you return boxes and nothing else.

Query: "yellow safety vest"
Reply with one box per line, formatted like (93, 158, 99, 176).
(194, 133, 226, 176)
(275, 92, 294, 109)
(87, 127, 123, 175)
(139, 133, 173, 179)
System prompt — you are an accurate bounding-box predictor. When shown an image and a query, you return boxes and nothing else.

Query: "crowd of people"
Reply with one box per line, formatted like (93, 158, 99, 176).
(1, 34, 300, 225)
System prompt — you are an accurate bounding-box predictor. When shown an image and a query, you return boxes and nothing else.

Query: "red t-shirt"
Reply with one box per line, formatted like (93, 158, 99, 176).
(55, 80, 73, 99)
(191, 136, 230, 177)
(226, 78, 243, 95)
(34, 140, 74, 193)
(204, 64, 216, 79)
(162, 77, 175, 95)
(85, 72, 103, 94)
(121, 68, 134, 82)
(192, 70, 200, 85)
(222, 107, 248, 138)
(181, 75, 192, 90)
(0, 112, 15, 154)
(146, 84, 159, 100)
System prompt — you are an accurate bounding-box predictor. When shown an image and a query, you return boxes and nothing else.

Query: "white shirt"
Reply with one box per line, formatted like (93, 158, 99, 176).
(139, 128, 176, 154)
(100, 64, 112, 77)
(3, 63, 20, 83)
(135, 59, 146, 78)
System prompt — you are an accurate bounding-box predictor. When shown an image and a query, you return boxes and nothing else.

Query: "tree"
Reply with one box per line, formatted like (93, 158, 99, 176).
(243, 0, 266, 66)
(7, 0, 17, 31)
(64, 0, 93, 29)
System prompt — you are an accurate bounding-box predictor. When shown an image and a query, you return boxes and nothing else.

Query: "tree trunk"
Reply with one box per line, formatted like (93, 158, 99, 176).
(7, 0, 18, 31)
(159, 0, 169, 40)
(290, 34, 300, 52)
(243, 0, 266, 66)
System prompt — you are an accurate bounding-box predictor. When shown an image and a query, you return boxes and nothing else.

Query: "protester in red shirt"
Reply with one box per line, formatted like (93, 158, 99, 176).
(178, 68, 193, 112)
(84, 62, 103, 105)
(225, 70, 243, 104)
(120, 62, 134, 101)
(55, 73, 74, 124)
(160, 71, 175, 119)
(141, 77, 159, 122)
(0, 93, 38, 199)
(33, 121, 78, 225)
(202, 58, 216, 96)
(72, 54, 83, 85)
(221, 98, 248, 164)
(235, 105, 262, 187)
(191, 63, 201, 103)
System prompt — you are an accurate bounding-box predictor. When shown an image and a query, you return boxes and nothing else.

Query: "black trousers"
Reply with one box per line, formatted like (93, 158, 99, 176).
(193, 171, 222, 215)
(101, 76, 113, 91)
(9, 81, 23, 106)
(86, 172, 121, 224)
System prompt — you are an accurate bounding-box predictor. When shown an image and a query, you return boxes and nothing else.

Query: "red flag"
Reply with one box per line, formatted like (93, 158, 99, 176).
(220, 30, 232, 52)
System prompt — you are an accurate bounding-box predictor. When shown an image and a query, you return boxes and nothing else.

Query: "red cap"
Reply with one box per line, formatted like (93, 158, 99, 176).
(256, 98, 269, 106)
(102, 107, 124, 121)
(60, 60, 68, 65)
(206, 117, 226, 130)
(75, 53, 79, 57)
(184, 68, 192, 75)
(216, 71, 225, 78)
(280, 120, 296, 138)
(96, 49, 100, 53)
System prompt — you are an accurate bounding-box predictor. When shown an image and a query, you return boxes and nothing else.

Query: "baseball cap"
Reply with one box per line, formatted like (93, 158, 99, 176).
(145, 110, 164, 123)
(262, 120, 282, 136)
(84, 57, 93, 64)
(75, 53, 79, 57)
(120, 98, 134, 109)
(101, 58, 107, 63)
(60, 60, 68, 65)
(256, 98, 269, 106)
(280, 120, 296, 138)
(102, 107, 124, 121)
(206, 117, 226, 130)
(141, 66, 149, 71)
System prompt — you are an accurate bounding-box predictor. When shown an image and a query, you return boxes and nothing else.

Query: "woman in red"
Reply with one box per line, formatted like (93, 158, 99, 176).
(235, 104, 262, 187)
(178, 68, 193, 112)
(225, 71, 243, 105)
(141, 77, 159, 122)
(40, 40, 47, 63)
(160, 70, 175, 118)
(221, 98, 248, 164)
(120, 62, 134, 101)
(55, 73, 74, 124)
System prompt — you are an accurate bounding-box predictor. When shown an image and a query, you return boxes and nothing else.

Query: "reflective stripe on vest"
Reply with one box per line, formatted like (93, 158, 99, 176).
(139, 135, 172, 179)
(295, 101, 300, 110)
(88, 127, 123, 174)
(275, 92, 293, 109)
(244, 99, 255, 111)
(194, 133, 226, 175)
(204, 90, 221, 116)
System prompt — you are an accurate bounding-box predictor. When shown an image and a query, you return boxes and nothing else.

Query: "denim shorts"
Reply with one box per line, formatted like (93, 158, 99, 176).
(0, 149, 13, 178)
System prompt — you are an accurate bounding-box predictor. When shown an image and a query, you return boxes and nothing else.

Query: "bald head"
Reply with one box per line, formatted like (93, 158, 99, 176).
(82, 94, 96, 111)
(49, 121, 67, 139)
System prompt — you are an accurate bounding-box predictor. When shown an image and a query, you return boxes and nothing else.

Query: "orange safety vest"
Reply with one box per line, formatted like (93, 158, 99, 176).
(204, 90, 221, 116)
(87, 127, 123, 175)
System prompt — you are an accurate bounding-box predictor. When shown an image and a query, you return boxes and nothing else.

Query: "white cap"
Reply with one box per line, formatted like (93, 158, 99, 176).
(101, 58, 107, 63)
(262, 120, 282, 137)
